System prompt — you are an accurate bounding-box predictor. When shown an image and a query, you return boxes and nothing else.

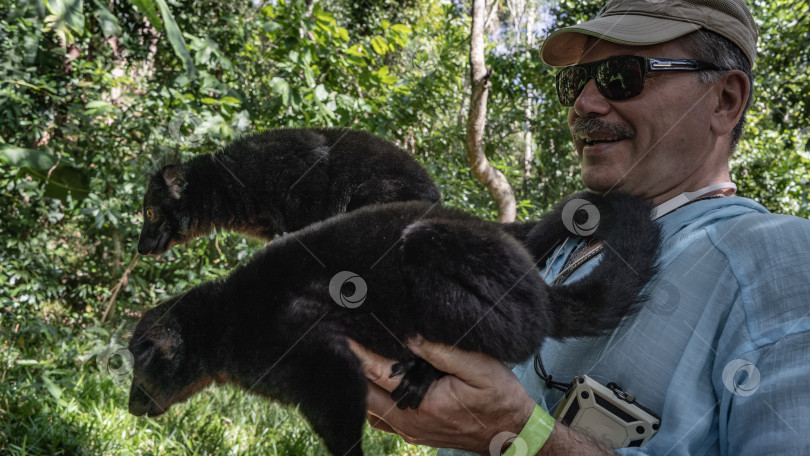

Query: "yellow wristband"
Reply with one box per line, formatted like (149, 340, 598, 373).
(502, 404, 556, 456)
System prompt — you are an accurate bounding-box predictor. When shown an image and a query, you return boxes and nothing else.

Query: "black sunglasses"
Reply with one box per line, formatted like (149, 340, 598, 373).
(555, 55, 722, 107)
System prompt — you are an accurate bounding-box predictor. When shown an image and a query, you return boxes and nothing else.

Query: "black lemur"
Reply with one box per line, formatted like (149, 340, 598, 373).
(137, 128, 441, 255)
(128, 192, 660, 456)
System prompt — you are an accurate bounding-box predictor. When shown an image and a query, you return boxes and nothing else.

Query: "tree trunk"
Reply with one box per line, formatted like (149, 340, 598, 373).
(466, 0, 516, 222)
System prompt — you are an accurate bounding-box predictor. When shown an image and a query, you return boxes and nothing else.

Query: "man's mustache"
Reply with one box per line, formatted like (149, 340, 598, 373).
(570, 118, 636, 140)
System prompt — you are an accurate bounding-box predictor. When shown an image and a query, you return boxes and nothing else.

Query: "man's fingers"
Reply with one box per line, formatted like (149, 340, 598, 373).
(365, 382, 410, 430)
(347, 338, 402, 393)
(406, 336, 496, 388)
(367, 412, 397, 434)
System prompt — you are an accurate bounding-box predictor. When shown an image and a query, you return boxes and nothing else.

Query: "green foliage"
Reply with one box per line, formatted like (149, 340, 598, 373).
(0, 318, 434, 455)
(733, 0, 810, 215)
(1, 0, 807, 454)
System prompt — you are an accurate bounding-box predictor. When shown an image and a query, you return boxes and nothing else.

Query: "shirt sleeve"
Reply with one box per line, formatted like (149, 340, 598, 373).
(711, 214, 810, 455)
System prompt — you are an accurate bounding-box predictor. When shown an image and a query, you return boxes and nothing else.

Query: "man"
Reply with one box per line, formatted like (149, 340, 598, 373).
(350, 0, 810, 454)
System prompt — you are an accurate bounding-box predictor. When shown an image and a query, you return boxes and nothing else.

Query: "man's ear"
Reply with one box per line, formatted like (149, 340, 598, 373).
(162, 165, 185, 199)
(710, 69, 750, 137)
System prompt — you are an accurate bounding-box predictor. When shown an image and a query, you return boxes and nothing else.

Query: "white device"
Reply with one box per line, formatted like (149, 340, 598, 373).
(552, 375, 661, 449)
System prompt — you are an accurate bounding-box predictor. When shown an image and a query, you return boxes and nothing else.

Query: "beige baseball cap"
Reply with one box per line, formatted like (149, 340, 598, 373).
(541, 0, 758, 67)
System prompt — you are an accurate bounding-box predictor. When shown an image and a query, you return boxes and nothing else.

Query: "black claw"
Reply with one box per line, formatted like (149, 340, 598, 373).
(389, 361, 410, 378)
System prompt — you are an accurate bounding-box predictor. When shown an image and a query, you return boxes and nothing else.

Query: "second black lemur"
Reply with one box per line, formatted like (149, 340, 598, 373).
(138, 128, 441, 255)
(128, 192, 660, 456)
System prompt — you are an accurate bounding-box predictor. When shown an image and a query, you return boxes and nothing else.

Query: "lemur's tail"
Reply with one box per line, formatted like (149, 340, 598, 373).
(520, 192, 661, 340)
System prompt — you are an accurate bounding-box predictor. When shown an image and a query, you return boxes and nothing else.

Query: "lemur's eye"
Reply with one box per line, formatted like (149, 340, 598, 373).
(146, 207, 156, 220)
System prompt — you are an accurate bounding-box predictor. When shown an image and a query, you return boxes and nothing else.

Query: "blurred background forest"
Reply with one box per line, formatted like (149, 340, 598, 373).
(1, 0, 808, 454)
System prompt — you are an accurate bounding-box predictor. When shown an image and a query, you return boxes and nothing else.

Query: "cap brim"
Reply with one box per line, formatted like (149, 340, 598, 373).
(542, 15, 702, 66)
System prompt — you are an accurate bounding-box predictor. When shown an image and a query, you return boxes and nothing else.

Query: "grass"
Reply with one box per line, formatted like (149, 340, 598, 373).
(0, 313, 436, 456)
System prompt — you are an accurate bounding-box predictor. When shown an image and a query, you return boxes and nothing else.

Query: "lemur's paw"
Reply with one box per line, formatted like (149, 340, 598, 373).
(390, 358, 445, 410)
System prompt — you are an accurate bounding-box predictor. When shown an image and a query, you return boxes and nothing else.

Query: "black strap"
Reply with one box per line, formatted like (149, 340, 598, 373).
(534, 354, 572, 392)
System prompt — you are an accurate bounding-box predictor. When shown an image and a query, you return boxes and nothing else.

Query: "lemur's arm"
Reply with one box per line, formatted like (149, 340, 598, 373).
(501, 194, 583, 266)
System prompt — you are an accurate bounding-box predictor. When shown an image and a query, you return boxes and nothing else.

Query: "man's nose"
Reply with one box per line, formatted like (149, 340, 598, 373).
(573, 79, 611, 116)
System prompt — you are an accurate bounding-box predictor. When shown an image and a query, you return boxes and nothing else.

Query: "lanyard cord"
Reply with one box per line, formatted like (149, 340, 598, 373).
(651, 182, 736, 220)
(534, 353, 572, 392)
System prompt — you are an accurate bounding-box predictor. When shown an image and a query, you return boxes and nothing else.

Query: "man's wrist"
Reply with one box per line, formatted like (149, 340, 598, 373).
(502, 404, 556, 456)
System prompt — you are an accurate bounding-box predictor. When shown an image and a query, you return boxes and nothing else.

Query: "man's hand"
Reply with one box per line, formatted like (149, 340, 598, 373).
(347, 336, 535, 455)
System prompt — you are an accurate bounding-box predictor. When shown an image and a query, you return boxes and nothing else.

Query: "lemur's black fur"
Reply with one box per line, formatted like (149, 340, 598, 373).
(138, 128, 440, 255)
(128, 192, 660, 456)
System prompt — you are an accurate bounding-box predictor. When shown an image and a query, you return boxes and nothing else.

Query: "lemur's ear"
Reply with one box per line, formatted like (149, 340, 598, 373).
(161, 165, 185, 199)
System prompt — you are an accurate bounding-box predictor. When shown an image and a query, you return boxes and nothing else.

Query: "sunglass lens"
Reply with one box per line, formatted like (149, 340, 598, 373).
(596, 57, 644, 101)
(557, 66, 588, 106)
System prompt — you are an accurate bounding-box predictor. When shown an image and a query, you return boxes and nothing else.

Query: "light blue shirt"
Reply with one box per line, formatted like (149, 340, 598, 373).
(440, 197, 810, 455)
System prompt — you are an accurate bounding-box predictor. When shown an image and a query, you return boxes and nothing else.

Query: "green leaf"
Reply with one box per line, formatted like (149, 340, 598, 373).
(391, 24, 411, 34)
(42, 166, 92, 202)
(155, 0, 196, 78)
(314, 84, 328, 102)
(336, 27, 349, 42)
(312, 6, 336, 26)
(371, 36, 388, 55)
(263, 21, 281, 33)
(220, 96, 241, 106)
(346, 44, 365, 57)
(270, 76, 290, 104)
(377, 66, 397, 85)
(43, 376, 63, 401)
(93, 1, 121, 37)
(345, 55, 366, 66)
(0, 146, 57, 170)
(129, 0, 162, 31)
(45, 0, 85, 35)
(12, 163, 92, 202)
(303, 66, 316, 87)
(85, 100, 116, 115)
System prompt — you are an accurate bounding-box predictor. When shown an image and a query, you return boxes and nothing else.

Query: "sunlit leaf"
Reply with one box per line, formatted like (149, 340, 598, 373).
(93, 1, 121, 37)
(371, 36, 388, 55)
(0, 146, 57, 170)
(129, 0, 162, 30)
(155, 0, 196, 78)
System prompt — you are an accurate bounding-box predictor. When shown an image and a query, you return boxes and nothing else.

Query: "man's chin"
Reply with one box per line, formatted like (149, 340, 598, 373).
(581, 170, 625, 193)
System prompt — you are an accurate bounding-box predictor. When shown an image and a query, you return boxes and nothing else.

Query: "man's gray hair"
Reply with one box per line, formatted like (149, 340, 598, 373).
(677, 29, 754, 154)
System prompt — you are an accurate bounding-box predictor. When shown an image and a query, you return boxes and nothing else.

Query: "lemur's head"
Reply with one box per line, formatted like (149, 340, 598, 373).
(138, 165, 189, 255)
(128, 299, 211, 417)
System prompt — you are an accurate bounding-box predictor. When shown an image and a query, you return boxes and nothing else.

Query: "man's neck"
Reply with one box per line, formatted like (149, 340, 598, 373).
(649, 171, 735, 207)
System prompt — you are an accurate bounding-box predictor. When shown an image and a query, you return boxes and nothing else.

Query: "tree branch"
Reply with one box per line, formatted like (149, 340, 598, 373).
(465, 0, 516, 222)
